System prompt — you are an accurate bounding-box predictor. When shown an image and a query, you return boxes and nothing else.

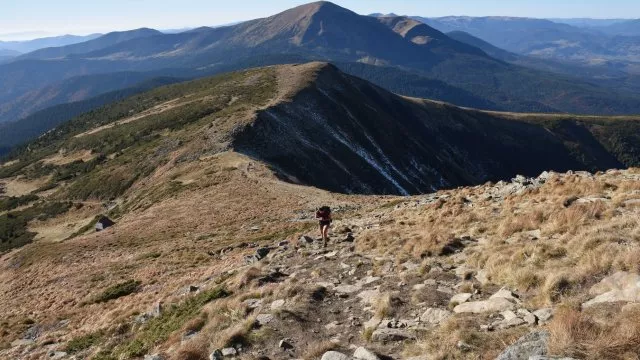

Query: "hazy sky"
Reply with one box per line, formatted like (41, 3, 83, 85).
(1, 0, 638, 40)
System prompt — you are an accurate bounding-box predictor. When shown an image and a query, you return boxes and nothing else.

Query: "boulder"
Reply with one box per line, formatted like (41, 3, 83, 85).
(491, 288, 521, 303)
(270, 299, 285, 310)
(495, 330, 549, 360)
(321, 351, 351, 360)
(450, 293, 473, 304)
(353, 347, 380, 360)
(221, 347, 237, 356)
(583, 271, 640, 307)
(371, 328, 416, 342)
(256, 313, 274, 326)
(533, 308, 554, 324)
(453, 297, 516, 313)
(420, 308, 452, 325)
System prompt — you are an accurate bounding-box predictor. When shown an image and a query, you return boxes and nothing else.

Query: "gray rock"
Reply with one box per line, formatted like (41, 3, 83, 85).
(450, 293, 473, 304)
(210, 349, 223, 360)
(221, 347, 237, 356)
(583, 271, 640, 307)
(491, 288, 521, 304)
(453, 297, 516, 313)
(270, 299, 285, 310)
(256, 313, 274, 326)
(321, 351, 351, 360)
(496, 330, 549, 360)
(475, 269, 490, 285)
(518, 309, 537, 325)
(420, 308, 452, 325)
(335, 284, 362, 294)
(10, 339, 35, 347)
(529, 357, 578, 360)
(243, 298, 262, 310)
(533, 308, 554, 324)
(49, 352, 69, 360)
(300, 235, 315, 244)
(279, 338, 294, 350)
(353, 347, 380, 360)
(371, 328, 416, 342)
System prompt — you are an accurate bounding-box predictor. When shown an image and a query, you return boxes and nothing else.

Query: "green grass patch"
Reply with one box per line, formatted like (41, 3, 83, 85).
(0, 194, 38, 212)
(94, 280, 141, 303)
(0, 201, 73, 252)
(116, 287, 229, 358)
(65, 331, 104, 353)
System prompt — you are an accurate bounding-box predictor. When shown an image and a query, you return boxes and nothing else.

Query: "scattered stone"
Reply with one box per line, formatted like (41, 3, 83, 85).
(413, 283, 426, 291)
(501, 310, 518, 321)
(151, 301, 163, 317)
(450, 293, 473, 304)
(353, 347, 380, 360)
(437, 285, 454, 294)
(495, 330, 549, 360)
(10, 339, 35, 347)
(48, 351, 69, 360)
(335, 284, 362, 294)
(517, 309, 537, 325)
(343, 233, 355, 242)
(210, 349, 223, 360)
(220, 347, 237, 356)
(371, 328, 416, 342)
(453, 297, 516, 313)
(583, 271, 640, 307)
(533, 308, 554, 324)
(278, 240, 289, 247)
(402, 261, 420, 271)
(244, 298, 262, 310)
(256, 313, 274, 326)
(300, 235, 315, 244)
(529, 357, 578, 360)
(424, 279, 437, 286)
(321, 351, 351, 360)
(270, 299, 285, 311)
(420, 308, 452, 325)
(491, 288, 521, 304)
(279, 339, 294, 350)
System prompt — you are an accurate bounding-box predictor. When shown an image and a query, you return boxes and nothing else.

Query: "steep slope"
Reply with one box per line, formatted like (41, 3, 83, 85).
(2, 1, 640, 120)
(17, 28, 162, 60)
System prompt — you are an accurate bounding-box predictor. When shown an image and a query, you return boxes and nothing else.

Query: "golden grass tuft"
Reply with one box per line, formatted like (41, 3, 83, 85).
(549, 306, 640, 359)
(302, 341, 338, 360)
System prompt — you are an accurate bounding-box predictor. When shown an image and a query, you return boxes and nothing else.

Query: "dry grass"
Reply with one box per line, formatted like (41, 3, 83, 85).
(549, 306, 640, 359)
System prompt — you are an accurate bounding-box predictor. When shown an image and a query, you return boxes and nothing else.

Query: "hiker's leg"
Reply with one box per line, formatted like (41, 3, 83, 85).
(322, 224, 329, 239)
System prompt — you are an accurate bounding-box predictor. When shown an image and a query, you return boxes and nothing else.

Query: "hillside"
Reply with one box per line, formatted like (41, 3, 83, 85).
(2, 1, 640, 128)
(0, 63, 639, 360)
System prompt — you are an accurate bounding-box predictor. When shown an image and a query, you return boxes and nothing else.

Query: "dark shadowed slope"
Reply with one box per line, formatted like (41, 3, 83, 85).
(231, 64, 640, 194)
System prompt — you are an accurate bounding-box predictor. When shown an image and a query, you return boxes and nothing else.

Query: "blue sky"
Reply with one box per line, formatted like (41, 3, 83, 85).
(1, 0, 638, 40)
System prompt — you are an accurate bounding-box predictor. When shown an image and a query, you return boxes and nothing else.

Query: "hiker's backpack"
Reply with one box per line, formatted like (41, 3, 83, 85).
(317, 206, 331, 219)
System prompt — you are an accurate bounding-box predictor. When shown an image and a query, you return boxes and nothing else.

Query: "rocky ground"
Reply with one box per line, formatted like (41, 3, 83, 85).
(2, 167, 640, 360)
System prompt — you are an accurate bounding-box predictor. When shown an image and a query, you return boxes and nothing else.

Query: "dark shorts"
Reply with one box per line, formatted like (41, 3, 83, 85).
(319, 220, 332, 227)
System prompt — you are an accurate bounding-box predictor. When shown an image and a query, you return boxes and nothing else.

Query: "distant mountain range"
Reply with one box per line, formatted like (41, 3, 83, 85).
(412, 15, 640, 72)
(1, 1, 640, 154)
(0, 33, 101, 53)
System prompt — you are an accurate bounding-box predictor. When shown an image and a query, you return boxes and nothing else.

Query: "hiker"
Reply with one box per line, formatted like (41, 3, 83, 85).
(316, 206, 332, 246)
